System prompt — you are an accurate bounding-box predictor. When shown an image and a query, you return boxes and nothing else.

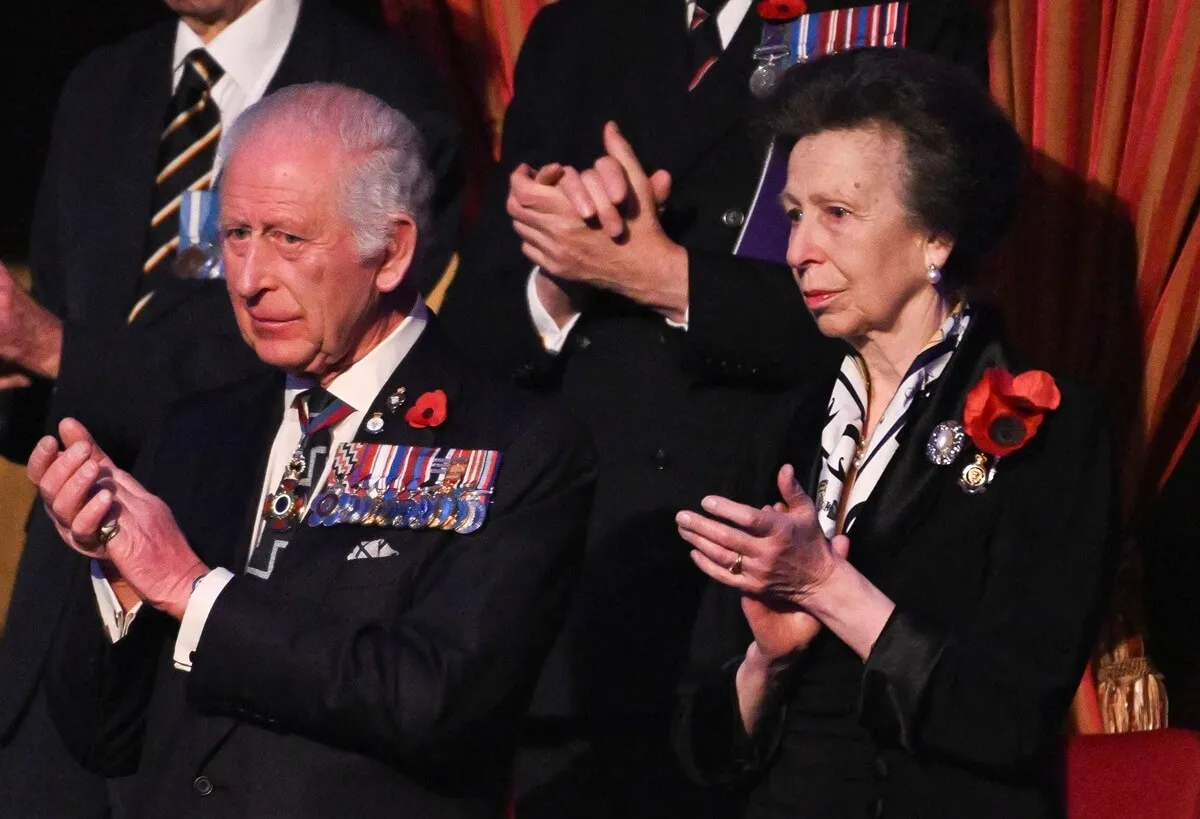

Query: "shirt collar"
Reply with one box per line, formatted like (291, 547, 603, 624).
(172, 0, 301, 94)
(284, 299, 431, 414)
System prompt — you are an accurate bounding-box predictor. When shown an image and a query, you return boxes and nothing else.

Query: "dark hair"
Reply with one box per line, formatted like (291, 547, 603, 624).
(766, 48, 1023, 287)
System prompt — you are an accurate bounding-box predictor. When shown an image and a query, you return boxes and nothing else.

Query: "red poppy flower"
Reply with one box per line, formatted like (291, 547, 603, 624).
(405, 389, 448, 429)
(756, 0, 807, 22)
(962, 369, 1061, 457)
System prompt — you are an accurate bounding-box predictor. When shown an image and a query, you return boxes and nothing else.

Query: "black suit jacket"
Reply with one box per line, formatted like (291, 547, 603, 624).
(44, 319, 595, 819)
(0, 0, 461, 746)
(675, 308, 1117, 818)
(440, 0, 987, 725)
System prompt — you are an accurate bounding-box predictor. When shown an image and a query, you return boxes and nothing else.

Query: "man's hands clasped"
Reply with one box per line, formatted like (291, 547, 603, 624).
(508, 121, 689, 326)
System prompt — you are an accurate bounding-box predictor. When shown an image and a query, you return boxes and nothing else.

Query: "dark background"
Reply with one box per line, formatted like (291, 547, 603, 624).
(0, 0, 385, 261)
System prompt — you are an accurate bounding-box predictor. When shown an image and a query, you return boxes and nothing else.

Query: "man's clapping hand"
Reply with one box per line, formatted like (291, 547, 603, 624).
(27, 418, 208, 620)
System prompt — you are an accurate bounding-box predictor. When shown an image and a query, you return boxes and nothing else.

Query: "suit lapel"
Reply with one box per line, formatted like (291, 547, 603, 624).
(845, 308, 1011, 563)
(265, 0, 332, 91)
(202, 376, 284, 572)
(110, 26, 176, 319)
(668, 7, 764, 179)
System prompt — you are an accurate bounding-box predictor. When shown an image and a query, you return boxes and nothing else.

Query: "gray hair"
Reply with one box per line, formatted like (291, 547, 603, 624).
(219, 82, 433, 261)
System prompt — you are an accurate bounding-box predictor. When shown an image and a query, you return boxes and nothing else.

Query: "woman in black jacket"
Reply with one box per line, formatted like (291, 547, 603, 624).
(674, 48, 1116, 818)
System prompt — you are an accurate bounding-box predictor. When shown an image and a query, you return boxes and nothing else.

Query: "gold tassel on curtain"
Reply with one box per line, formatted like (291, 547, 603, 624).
(1098, 639, 1168, 734)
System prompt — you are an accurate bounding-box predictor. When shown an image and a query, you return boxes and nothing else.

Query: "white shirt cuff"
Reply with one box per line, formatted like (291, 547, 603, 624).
(172, 567, 235, 671)
(90, 560, 144, 643)
(526, 267, 581, 353)
(664, 307, 690, 331)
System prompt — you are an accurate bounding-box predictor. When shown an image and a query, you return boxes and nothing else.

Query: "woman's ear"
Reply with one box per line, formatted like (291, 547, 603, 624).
(924, 233, 954, 271)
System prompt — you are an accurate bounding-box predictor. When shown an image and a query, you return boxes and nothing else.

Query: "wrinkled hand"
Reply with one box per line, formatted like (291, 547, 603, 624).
(740, 501, 851, 661)
(27, 418, 206, 620)
(508, 122, 688, 320)
(0, 261, 63, 386)
(677, 464, 849, 608)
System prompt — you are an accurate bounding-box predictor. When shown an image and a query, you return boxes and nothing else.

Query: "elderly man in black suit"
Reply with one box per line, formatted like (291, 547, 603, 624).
(439, 0, 988, 815)
(0, 1, 460, 815)
(28, 83, 592, 819)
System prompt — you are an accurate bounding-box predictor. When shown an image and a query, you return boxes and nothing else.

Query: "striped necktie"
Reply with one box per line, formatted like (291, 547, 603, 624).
(687, 0, 729, 91)
(143, 49, 225, 282)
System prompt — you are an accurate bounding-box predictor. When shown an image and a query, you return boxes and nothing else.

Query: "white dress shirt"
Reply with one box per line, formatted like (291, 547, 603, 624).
(526, 0, 755, 351)
(173, 0, 301, 173)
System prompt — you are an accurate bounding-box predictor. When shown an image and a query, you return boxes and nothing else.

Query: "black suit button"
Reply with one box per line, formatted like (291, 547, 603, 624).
(721, 208, 746, 228)
(873, 796, 884, 817)
(874, 757, 889, 778)
(574, 334, 591, 350)
(652, 448, 670, 470)
(193, 776, 214, 796)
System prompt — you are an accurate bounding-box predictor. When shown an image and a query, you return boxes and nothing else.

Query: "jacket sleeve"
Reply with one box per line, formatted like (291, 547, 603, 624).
(683, 249, 839, 387)
(675, 581, 795, 786)
(0, 59, 77, 463)
(43, 558, 171, 776)
(184, 404, 595, 771)
(858, 389, 1117, 773)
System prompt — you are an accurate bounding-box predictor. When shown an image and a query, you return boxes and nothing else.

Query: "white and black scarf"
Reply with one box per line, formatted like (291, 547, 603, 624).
(814, 306, 971, 538)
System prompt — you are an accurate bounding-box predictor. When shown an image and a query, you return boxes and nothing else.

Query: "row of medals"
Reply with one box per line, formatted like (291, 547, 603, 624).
(266, 451, 491, 535)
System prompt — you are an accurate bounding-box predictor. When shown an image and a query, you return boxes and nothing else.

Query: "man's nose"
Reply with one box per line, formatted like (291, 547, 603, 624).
(226, 239, 272, 298)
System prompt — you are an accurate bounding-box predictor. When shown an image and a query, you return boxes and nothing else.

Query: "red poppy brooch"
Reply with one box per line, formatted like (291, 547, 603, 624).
(756, 0, 808, 21)
(926, 368, 1061, 494)
(405, 389, 448, 429)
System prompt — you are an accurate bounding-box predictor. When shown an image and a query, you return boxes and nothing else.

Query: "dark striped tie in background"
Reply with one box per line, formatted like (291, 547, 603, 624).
(143, 49, 225, 281)
(687, 0, 729, 91)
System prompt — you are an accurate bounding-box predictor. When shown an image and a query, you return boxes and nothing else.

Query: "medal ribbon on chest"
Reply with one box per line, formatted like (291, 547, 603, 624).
(750, 2, 910, 98)
(308, 442, 504, 534)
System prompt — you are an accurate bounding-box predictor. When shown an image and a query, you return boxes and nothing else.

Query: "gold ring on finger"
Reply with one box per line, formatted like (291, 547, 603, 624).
(728, 553, 744, 575)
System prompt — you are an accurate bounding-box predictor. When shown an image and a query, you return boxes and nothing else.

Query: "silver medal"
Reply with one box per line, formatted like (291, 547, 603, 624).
(749, 62, 782, 99)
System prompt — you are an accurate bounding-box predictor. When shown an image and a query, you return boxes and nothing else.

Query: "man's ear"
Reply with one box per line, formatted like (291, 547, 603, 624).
(374, 214, 418, 294)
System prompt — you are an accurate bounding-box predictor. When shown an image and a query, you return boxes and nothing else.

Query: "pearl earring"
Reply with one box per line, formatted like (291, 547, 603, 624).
(926, 263, 942, 285)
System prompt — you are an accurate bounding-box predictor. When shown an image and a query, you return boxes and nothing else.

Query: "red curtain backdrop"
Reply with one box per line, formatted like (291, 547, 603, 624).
(988, 0, 1200, 732)
(379, 0, 1200, 730)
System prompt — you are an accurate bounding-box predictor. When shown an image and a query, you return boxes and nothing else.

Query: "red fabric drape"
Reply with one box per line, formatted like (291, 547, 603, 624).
(989, 0, 1200, 733)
